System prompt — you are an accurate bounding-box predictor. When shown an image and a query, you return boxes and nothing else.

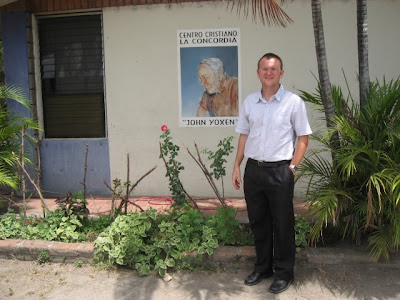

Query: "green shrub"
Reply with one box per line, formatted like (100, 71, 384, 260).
(300, 78, 400, 261)
(159, 128, 186, 206)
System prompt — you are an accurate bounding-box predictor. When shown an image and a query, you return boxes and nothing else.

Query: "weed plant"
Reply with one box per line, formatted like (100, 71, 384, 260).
(37, 250, 51, 265)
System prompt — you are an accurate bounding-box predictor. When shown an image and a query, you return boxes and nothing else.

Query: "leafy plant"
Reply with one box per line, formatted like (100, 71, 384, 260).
(202, 136, 234, 199)
(159, 126, 197, 208)
(55, 191, 89, 218)
(206, 206, 249, 246)
(183, 136, 234, 208)
(94, 207, 218, 277)
(0, 208, 111, 243)
(300, 77, 400, 261)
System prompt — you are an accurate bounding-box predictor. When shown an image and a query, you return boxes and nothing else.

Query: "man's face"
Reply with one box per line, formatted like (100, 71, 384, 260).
(198, 64, 220, 94)
(257, 57, 284, 88)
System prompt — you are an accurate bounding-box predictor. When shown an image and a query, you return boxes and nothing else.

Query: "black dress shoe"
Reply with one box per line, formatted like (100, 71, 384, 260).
(244, 271, 273, 286)
(268, 278, 294, 294)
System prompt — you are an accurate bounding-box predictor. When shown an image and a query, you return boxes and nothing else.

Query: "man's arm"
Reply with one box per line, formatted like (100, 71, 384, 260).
(290, 135, 309, 173)
(232, 134, 248, 190)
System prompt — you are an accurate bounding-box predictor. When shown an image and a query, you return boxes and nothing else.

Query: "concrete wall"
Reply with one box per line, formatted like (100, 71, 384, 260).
(101, 0, 400, 198)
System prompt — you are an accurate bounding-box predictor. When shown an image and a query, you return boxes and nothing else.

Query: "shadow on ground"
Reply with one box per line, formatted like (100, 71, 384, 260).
(111, 262, 400, 300)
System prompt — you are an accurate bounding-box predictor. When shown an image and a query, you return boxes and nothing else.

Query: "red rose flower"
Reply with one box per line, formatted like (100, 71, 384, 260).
(161, 125, 168, 132)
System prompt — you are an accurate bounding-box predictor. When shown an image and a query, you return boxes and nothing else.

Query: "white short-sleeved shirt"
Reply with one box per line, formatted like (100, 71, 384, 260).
(235, 85, 312, 162)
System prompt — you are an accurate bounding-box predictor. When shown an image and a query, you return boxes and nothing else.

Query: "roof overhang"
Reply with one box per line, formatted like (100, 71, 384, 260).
(0, 0, 18, 7)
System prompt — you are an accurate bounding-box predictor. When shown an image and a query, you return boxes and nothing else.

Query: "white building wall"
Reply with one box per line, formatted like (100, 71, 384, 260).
(102, 0, 400, 198)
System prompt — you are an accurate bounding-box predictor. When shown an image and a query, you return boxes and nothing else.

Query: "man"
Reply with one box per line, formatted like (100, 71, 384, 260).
(232, 53, 312, 294)
(196, 57, 238, 117)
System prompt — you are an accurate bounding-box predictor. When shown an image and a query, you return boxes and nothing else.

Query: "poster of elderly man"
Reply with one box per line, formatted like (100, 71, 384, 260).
(196, 57, 238, 117)
(178, 28, 240, 127)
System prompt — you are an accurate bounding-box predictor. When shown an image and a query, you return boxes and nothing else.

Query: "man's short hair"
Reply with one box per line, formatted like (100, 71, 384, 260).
(257, 53, 283, 70)
(199, 57, 225, 76)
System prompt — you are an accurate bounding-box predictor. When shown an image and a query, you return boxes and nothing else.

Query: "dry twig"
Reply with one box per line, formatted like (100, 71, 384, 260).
(183, 142, 227, 208)
(80, 144, 89, 201)
(103, 155, 157, 214)
(14, 152, 48, 217)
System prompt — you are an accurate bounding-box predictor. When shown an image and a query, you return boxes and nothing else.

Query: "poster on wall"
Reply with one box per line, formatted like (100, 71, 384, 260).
(178, 28, 240, 127)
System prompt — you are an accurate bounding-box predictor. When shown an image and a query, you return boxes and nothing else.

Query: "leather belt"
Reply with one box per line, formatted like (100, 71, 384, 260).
(248, 158, 290, 168)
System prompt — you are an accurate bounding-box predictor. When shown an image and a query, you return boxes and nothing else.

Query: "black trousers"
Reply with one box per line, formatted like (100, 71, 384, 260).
(243, 159, 295, 281)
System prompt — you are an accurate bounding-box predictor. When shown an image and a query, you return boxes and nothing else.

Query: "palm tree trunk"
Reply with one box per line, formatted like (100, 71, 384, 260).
(312, 0, 334, 127)
(357, 0, 370, 109)
(311, 0, 340, 155)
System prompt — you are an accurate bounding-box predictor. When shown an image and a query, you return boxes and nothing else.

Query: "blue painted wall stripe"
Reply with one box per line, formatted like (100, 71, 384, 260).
(40, 139, 111, 196)
(2, 12, 31, 118)
(2, 11, 37, 191)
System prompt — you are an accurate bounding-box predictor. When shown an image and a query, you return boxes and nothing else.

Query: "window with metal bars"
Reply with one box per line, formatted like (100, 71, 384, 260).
(38, 14, 105, 138)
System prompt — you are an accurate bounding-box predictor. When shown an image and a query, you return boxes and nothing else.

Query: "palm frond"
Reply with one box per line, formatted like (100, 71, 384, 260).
(299, 88, 323, 107)
(301, 153, 332, 192)
(369, 225, 392, 262)
(307, 189, 354, 243)
(391, 210, 400, 251)
(0, 84, 30, 110)
(0, 83, 40, 191)
(392, 173, 400, 206)
(230, 0, 293, 27)
(0, 166, 18, 188)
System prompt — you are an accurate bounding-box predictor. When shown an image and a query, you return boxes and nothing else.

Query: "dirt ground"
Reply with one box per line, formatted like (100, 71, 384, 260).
(0, 258, 399, 300)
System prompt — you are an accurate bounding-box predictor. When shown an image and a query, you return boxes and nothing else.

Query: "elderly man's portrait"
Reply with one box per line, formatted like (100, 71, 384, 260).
(196, 57, 238, 117)
(180, 46, 239, 118)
